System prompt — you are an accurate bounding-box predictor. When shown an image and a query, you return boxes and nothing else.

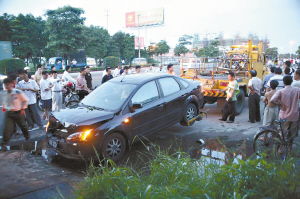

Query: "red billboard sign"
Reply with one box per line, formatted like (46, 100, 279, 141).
(134, 37, 144, 49)
(125, 8, 164, 28)
(125, 12, 136, 27)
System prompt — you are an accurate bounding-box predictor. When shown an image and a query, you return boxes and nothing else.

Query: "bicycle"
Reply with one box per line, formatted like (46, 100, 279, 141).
(253, 119, 298, 160)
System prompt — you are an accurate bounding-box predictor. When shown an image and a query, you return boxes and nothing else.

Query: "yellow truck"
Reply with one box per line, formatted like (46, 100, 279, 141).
(180, 40, 267, 114)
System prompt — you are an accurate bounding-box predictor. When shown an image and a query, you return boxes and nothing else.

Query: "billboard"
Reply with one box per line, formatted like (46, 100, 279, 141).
(125, 8, 164, 28)
(134, 37, 144, 49)
(0, 41, 12, 61)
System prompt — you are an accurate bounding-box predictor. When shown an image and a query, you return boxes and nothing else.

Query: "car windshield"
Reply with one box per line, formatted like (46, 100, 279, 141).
(81, 81, 136, 111)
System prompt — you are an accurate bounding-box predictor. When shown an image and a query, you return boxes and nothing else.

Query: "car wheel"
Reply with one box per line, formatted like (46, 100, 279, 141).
(180, 103, 198, 126)
(101, 133, 126, 162)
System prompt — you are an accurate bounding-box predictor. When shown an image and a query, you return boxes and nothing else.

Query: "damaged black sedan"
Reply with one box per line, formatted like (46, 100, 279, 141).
(46, 73, 204, 162)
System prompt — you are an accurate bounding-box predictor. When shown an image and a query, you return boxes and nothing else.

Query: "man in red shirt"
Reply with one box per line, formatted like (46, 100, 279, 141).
(271, 75, 300, 143)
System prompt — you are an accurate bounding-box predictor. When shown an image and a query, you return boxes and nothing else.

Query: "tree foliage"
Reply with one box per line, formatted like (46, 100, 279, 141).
(83, 26, 110, 61)
(103, 56, 119, 68)
(0, 13, 13, 41)
(155, 40, 170, 55)
(0, 14, 47, 61)
(108, 32, 135, 62)
(45, 6, 85, 59)
(174, 44, 189, 56)
(265, 47, 278, 59)
(195, 39, 220, 57)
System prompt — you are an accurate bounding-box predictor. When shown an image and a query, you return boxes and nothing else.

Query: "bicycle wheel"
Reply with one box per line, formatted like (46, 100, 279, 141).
(253, 130, 282, 158)
(275, 142, 289, 161)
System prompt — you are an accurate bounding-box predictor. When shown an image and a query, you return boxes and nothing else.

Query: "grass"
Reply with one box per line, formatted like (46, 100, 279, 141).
(75, 150, 300, 199)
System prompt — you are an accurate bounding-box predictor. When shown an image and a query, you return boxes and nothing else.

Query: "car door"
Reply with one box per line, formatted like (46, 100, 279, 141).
(157, 77, 185, 124)
(130, 80, 166, 136)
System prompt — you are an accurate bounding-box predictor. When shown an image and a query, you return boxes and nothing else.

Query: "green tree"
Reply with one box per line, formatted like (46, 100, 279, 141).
(9, 14, 47, 65)
(108, 32, 134, 63)
(174, 44, 189, 56)
(195, 39, 220, 57)
(83, 26, 110, 65)
(155, 40, 170, 65)
(0, 13, 14, 41)
(155, 40, 170, 56)
(45, 6, 85, 62)
(265, 47, 278, 59)
(107, 39, 120, 58)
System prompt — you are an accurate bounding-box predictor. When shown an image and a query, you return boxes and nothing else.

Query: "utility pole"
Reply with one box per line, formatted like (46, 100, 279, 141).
(105, 9, 109, 31)
(138, 14, 141, 58)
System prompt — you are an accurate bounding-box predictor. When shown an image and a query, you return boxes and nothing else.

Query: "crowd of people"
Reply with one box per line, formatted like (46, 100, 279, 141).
(220, 60, 300, 144)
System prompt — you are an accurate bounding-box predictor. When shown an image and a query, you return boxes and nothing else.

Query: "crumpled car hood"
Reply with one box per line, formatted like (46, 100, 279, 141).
(52, 106, 115, 126)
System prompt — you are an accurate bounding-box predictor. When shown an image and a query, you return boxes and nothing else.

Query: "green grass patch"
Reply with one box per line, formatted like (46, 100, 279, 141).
(75, 152, 300, 199)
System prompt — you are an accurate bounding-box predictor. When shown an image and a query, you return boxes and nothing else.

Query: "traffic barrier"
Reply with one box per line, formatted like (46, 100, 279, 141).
(202, 90, 226, 97)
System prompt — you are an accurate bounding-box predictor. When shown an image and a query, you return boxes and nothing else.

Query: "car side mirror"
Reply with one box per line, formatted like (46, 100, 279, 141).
(132, 103, 143, 109)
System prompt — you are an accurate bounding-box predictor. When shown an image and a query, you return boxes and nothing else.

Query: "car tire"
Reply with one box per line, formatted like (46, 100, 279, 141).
(101, 133, 127, 163)
(180, 103, 198, 126)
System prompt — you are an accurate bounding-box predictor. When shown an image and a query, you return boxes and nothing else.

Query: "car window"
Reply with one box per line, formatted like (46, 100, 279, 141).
(81, 82, 136, 111)
(159, 77, 181, 96)
(179, 78, 189, 88)
(131, 81, 159, 105)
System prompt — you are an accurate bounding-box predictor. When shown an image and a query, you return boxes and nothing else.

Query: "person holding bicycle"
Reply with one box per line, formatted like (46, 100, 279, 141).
(270, 75, 300, 143)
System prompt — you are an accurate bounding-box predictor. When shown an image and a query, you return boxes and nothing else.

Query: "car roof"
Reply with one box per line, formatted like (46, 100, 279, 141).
(110, 73, 174, 85)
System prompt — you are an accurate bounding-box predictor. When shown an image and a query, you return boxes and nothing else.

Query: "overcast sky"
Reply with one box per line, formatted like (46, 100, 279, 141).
(0, 0, 299, 53)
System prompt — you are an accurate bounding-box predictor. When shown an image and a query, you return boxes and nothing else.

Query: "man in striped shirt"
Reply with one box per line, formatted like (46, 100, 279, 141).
(1, 78, 29, 151)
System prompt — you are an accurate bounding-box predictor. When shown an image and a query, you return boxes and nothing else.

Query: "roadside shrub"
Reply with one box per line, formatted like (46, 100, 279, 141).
(0, 58, 26, 74)
(147, 57, 159, 64)
(75, 153, 300, 199)
(103, 56, 120, 68)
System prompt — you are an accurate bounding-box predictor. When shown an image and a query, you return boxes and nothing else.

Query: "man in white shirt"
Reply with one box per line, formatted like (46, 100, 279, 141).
(50, 71, 63, 112)
(248, 70, 262, 123)
(62, 66, 76, 84)
(146, 64, 158, 73)
(134, 65, 142, 74)
(40, 71, 53, 120)
(292, 69, 300, 88)
(122, 66, 130, 76)
(1, 78, 29, 151)
(34, 64, 43, 85)
(267, 67, 284, 90)
(113, 65, 121, 77)
(17, 70, 43, 129)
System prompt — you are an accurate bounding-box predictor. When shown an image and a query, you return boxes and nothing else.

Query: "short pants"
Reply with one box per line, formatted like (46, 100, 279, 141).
(41, 99, 52, 110)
